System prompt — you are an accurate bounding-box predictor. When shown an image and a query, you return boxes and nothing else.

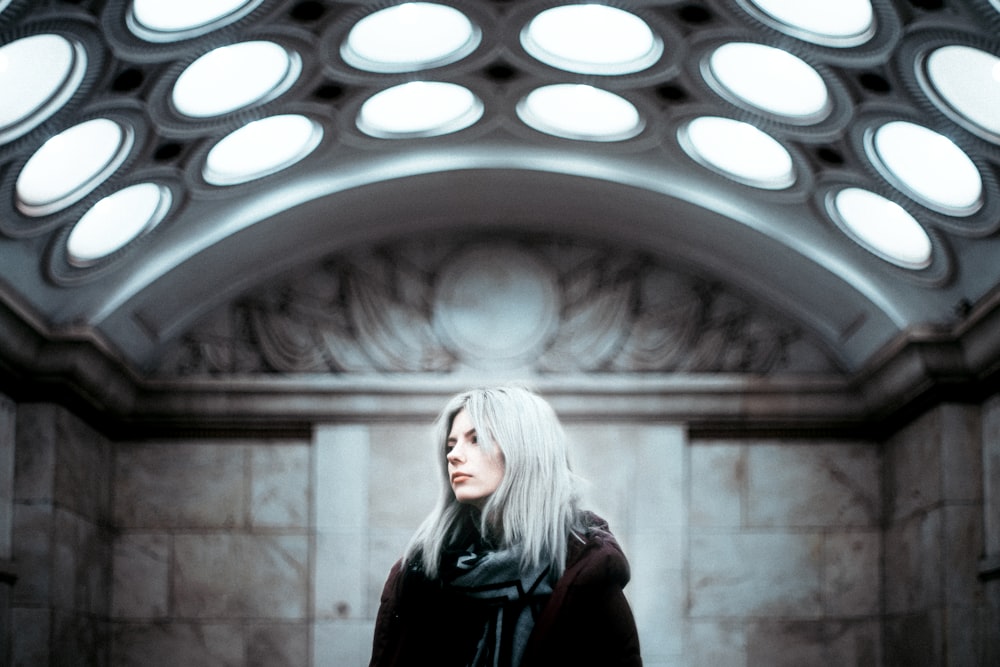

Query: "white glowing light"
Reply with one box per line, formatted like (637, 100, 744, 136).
(707, 42, 830, 121)
(343, 2, 480, 72)
(922, 45, 1000, 143)
(204, 115, 323, 185)
(0, 34, 87, 145)
(17, 118, 133, 216)
(67, 183, 171, 265)
(740, 0, 875, 47)
(830, 188, 933, 269)
(357, 82, 483, 138)
(521, 4, 663, 75)
(869, 121, 982, 215)
(129, 0, 263, 41)
(681, 116, 795, 189)
(172, 41, 300, 118)
(517, 84, 643, 141)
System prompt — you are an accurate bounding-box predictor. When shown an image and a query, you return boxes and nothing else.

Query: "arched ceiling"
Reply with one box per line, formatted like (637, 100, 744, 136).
(1, 0, 999, 383)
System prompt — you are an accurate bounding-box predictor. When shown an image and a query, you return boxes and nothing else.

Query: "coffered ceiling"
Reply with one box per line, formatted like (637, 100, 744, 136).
(1, 0, 999, 429)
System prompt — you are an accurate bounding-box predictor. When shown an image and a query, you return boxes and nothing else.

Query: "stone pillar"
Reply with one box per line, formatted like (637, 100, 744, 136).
(313, 424, 373, 666)
(982, 394, 1000, 666)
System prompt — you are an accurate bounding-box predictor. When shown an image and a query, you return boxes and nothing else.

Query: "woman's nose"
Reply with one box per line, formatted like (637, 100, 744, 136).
(447, 443, 463, 462)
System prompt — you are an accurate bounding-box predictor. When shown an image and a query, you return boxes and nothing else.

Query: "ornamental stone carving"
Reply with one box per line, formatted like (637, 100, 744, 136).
(156, 236, 838, 376)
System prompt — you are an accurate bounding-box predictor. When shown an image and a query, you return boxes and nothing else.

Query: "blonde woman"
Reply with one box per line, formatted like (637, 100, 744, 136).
(370, 385, 641, 667)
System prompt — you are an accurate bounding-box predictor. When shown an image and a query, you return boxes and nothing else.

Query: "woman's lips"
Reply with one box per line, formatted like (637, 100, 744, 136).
(451, 473, 471, 484)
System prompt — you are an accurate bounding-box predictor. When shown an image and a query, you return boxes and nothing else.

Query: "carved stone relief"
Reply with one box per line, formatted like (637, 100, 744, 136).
(155, 236, 839, 376)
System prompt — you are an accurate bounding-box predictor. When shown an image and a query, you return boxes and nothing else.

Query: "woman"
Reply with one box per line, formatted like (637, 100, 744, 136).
(370, 384, 642, 667)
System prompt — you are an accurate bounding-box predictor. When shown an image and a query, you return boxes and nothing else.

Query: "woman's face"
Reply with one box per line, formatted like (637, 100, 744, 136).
(446, 408, 504, 509)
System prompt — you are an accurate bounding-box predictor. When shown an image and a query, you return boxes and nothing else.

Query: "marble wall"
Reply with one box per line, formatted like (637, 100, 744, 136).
(112, 438, 311, 666)
(4, 397, 996, 666)
(11, 403, 112, 666)
(883, 404, 989, 666)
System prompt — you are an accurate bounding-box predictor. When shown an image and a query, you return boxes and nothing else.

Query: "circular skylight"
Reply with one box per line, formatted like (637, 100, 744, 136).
(128, 0, 264, 42)
(172, 41, 301, 118)
(16, 118, 134, 217)
(0, 34, 87, 145)
(357, 82, 483, 138)
(738, 0, 875, 48)
(680, 116, 795, 189)
(67, 183, 171, 265)
(920, 45, 1000, 143)
(867, 121, 982, 216)
(829, 188, 932, 269)
(204, 115, 323, 185)
(342, 2, 480, 73)
(521, 4, 663, 75)
(517, 84, 643, 141)
(706, 42, 830, 122)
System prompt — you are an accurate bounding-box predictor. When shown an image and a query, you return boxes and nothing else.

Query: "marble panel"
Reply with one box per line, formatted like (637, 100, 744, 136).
(112, 533, 169, 618)
(250, 442, 310, 529)
(886, 410, 943, 521)
(246, 622, 309, 667)
(746, 619, 880, 667)
(564, 423, 634, 534)
(938, 404, 982, 503)
(984, 394, 1000, 555)
(628, 531, 684, 660)
(115, 442, 247, 529)
(689, 443, 744, 527)
(112, 622, 244, 667)
(747, 442, 879, 528)
(314, 619, 375, 667)
(688, 619, 744, 667)
(12, 607, 50, 666)
(634, 426, 685, 530)
(315, 425, 369, 531)
(884, 509, 943, 614)
(368, 422, 438, 531)
(12, 502, 51, 605)
(942, 504, 984, 605)
(0, 395, 14, 560)
(822, 530, 880, 617)
(53, 508, 109, 615)
(173, 534, 308, 618)
(883, 611, 943, 666)
(52, 408, 111, 523)
(14, 405, 56, 500)
(315, 531, 366, 620)
(51, 609, 110, 667)
(689, 531, 823, 617)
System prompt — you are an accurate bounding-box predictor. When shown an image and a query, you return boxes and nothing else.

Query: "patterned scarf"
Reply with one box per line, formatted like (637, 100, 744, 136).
(441, 542, 553, 667)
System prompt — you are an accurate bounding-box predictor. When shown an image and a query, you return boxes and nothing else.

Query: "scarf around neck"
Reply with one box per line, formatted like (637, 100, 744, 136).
(441, 541, 553, 667)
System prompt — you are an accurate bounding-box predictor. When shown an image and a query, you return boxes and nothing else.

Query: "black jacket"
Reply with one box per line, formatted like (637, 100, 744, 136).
(369, 512, 642, 667)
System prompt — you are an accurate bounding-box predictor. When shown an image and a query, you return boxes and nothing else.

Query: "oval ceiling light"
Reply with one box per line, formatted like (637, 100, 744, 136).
(128, 0, 264, 42)
(707, 42, 830, 122)
(204, 114, 323, 186)
(920, 45, 1000, 144)
(868, 121, 982, 216)
(67, 183, 171, 266)
(520, 3, 663, 75)
(16, 118, 134, 217)
(357, 81, 483, 138)
(829, 187, 933, 269)
(738, 0, 875, 48)
(680, 116, 795, 189)
(517, 84, 643, 141)
(172, 41, 301, 118)
(0, 33, 87, 145)
(342, 2, 480, 73)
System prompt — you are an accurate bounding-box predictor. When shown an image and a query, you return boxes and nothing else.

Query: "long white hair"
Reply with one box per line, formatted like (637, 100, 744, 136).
(404, 384, 582, 579)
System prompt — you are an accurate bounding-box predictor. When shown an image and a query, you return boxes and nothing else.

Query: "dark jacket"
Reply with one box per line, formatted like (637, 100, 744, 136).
(369, 512, 642, 667)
